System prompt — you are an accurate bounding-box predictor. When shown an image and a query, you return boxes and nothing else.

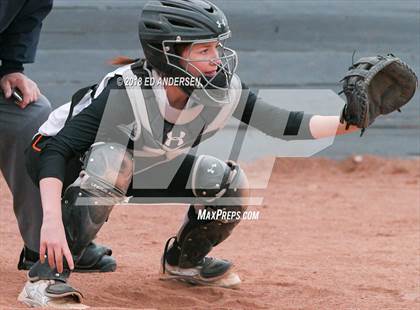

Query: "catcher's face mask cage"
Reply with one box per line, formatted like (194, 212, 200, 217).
(162, 32, 238, 105)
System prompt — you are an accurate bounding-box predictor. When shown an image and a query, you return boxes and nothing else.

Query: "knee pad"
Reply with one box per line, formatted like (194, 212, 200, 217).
(62, 143, 133, 258)
(191, 155, 250, 209)
(81, 142, 133, 195)
(171, 155, 249, 268)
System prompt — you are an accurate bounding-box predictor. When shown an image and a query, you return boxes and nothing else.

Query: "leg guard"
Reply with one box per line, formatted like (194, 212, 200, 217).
(166, 155, 249, 268)
(62, 142, 133, 259)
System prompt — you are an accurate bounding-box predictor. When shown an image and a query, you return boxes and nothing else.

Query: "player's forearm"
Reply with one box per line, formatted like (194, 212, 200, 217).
(39, 177, 63, 221)
(309, 115, 359, 139)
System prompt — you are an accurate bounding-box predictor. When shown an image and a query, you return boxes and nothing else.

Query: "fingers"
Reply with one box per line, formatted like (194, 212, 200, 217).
(14, 78, 33, 108)
(47, 245, 56, 269)
(0, 79, 12, 98)
(63, 246, 74, 271)
(40, 222, 73, 273)
(47, 245, 66, 273)
(20, 84, 39, 109)
(39, 242, 47, 264)
(1, 73, 40, 108)
(54, 247, 63, 273)
(40, 242, 73, 273)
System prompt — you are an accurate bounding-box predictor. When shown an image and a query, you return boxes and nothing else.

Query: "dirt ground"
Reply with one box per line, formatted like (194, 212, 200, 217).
(0, 155, 419, 309)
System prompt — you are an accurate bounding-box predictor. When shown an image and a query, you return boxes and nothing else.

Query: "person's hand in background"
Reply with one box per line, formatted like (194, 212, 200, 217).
(0, 72, 41, 108)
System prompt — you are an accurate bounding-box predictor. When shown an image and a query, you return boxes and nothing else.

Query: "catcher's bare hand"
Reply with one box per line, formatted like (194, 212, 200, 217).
(39, 217, 74, 273)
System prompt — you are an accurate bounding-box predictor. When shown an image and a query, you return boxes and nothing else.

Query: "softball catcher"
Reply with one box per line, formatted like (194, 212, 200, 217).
(18, 0, 417, 308)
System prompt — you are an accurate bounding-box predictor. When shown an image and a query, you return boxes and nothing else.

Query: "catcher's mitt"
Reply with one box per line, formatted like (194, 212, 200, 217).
(339, 54, 418, 136)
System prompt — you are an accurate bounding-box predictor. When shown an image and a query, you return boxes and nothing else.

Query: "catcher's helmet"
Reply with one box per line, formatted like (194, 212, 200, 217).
(139, 0, 238, 105)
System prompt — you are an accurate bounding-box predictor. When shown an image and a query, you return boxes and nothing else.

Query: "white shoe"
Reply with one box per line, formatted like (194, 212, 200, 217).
(160, 258, 241, 288)
(18, 280, 88, 309)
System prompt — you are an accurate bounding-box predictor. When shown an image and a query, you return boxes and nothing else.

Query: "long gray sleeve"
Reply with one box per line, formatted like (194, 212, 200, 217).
(232, 85, 315, 141)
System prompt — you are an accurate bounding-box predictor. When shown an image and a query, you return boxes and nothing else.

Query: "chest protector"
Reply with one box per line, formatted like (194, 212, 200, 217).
(38, 60, 243, 173)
